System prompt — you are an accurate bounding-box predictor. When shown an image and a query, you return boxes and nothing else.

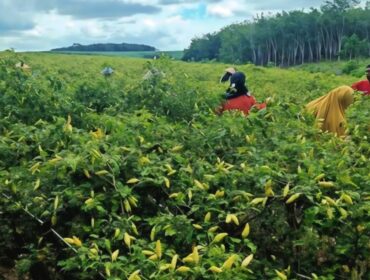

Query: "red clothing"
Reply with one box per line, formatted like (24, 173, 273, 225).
(219, 95, 266, 115)
(351, 80, 370, 95)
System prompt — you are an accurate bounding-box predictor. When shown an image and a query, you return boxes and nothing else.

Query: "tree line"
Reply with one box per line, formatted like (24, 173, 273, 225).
(182, 0, 370, 66)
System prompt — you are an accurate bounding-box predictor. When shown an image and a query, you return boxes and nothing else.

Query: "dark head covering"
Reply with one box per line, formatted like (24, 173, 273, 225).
(220, 67, 236, 83)
(225, 72, 249, 99)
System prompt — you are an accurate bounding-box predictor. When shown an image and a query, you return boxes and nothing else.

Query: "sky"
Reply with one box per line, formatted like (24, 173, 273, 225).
(0, 0, 366, 51)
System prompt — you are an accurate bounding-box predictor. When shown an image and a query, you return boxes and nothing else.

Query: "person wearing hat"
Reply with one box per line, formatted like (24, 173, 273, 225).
(220, 67, 236, 83)
(351, 65, 370, 95)
(306, 86, 354, 137)
(101, 67, 114, 76)
(15, 61, 31, 70)
(216, 71, 266, 115)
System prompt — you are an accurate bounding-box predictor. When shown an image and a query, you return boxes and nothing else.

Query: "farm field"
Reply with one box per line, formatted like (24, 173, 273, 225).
(0, 51, 369, 280)
(294, 60, 370, 77)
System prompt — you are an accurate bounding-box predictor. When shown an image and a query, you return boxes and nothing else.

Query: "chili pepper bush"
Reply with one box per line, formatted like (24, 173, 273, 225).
(0, 51, 369, 280)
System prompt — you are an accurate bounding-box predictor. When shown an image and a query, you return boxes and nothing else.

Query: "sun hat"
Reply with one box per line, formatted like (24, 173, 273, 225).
(220, 67, 236, 83)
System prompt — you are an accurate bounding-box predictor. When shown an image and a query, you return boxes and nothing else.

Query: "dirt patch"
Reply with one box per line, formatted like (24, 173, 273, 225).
(0, 267, 18, 280)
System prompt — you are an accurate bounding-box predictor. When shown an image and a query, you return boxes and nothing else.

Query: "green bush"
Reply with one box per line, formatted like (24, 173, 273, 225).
(342, 60, 359, 75)
(0, 52, 368, 280)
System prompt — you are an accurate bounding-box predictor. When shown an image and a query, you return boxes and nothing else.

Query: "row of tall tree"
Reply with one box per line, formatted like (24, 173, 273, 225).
(182, 0, 370, 66)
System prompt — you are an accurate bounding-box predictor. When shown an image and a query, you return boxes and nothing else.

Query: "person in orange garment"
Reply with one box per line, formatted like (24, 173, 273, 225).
(306, 86, 354, 137)
(216, 71, 266, 115)
(351, 65, 370, 95)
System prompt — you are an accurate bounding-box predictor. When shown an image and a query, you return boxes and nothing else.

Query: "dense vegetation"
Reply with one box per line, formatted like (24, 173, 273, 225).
(51, 43, 156, 52)
(183, 0, 370, 65)
(295, 59, 370, 76)
(0, 51, 369, 280)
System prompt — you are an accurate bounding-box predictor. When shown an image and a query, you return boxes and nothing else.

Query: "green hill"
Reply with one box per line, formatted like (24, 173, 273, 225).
(51, 42, 155, 52)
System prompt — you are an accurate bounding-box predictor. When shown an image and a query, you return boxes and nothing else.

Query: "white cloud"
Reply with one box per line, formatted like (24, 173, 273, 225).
(0, 1, 367, 51)
(206, 0, 242, 18)
(207, 6, 233, 17)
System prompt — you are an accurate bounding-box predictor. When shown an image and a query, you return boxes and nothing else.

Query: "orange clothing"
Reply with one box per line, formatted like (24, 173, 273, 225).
(351, 80, 370, 95)
(306, 86, 354, 136)
(219, 95, 266, 115)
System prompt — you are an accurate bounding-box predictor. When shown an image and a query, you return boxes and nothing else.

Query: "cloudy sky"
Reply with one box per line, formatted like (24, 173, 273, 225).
(0, 0, 366, 51)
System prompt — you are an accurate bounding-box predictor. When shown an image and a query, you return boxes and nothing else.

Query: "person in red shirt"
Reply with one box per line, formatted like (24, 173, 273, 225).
(351, 65, 370, 96)
(216, 72, 266, 115)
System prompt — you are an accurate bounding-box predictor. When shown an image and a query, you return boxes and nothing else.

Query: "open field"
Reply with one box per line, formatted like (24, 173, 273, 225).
(294, 60, 370, 77)
(0, 51, 369, 279)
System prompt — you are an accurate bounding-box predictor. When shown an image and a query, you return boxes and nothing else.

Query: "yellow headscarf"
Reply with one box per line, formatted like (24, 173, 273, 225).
(306, 86, 354, 136)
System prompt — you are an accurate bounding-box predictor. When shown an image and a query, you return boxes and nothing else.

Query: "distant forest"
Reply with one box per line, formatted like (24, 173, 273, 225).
(182, 0, 370, 66)
(51, 43, 156, 52)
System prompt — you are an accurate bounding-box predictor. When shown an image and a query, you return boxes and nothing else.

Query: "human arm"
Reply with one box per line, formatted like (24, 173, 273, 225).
(351, 81, 370, 95)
